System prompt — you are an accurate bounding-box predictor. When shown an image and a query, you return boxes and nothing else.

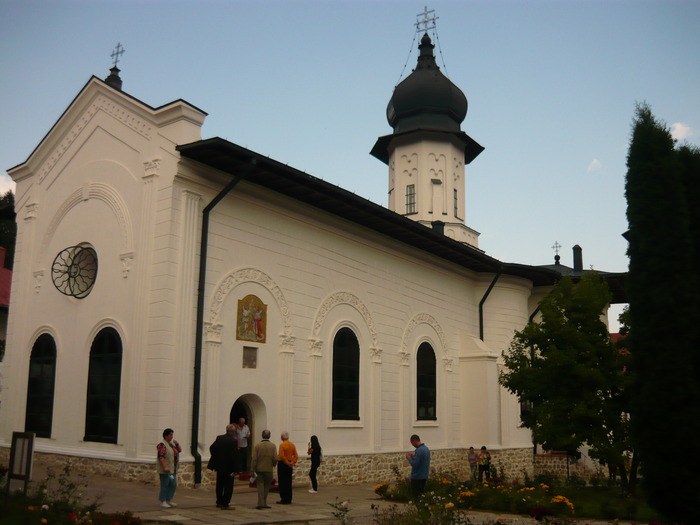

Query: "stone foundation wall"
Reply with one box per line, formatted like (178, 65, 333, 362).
(534, 452, 600, 480)
(0, 446, 537, 488)
(489, 447, 535, 482)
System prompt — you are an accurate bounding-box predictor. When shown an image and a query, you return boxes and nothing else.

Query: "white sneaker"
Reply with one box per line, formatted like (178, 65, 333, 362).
(160, 501, 171, 508)
(308, 489, 318, 493)
(167, 501, 177, 507)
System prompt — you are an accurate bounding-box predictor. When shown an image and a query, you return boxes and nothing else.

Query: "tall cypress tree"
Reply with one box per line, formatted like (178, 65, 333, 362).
(625, 103, 700, 522)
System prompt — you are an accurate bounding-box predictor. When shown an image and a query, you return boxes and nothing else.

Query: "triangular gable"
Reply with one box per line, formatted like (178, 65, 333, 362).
(8, 75, 207, 184)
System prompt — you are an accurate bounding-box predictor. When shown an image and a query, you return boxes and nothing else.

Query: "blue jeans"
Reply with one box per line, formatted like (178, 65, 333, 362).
(159, 473, 177, 502)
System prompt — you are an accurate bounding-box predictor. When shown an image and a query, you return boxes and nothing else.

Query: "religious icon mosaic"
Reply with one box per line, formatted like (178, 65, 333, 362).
(236, 295, 267, 343)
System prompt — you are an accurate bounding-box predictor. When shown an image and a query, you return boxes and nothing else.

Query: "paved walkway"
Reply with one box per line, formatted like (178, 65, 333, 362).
(88, 479, 559, 525)
(26, 467, 643, 525)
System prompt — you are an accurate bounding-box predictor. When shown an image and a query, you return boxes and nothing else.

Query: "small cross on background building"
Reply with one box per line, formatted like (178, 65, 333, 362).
(551, 241, 562, 256)
(415, 6, 438, 33)
(111, 43, 125, 68)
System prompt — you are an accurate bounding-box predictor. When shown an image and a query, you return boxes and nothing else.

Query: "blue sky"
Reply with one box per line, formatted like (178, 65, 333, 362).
(2, 0, 699, 326)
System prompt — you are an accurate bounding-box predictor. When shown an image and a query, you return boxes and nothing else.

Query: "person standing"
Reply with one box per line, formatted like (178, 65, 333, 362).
(251, 429, 277, 509)
(307, 435, 322, 493)
(276, 431, 298, 505)
(235, 417, 251, 473)
(156, 428, 181, 508)
(468, 446, 478, 481)
(477, 445, 492, 482)
(208, 424, 238, 510)
(405, 434, 430, 500)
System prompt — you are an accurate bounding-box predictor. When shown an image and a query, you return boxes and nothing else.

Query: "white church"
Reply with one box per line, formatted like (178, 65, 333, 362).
(0, 32, 623, 485)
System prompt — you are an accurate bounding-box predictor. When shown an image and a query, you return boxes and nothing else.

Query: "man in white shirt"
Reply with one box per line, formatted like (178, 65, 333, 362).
(235, 417, 251, 472)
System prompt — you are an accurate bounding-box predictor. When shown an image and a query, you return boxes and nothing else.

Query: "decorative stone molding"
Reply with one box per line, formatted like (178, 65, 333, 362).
(205, 340, 221, 352)
(24, 202, 38, 221)
(143, 158, 161, 179)
(38, 94, 153, 184)
(308, 338, 323, 357)
(399, 350, 410, 366)
(401, 312, 448, 357)
(442, 357, 453, 372)
(39, 183, 134, 265)
(206, 267, 293, 342)
(33, 270, 44, 293)
(204, 321, 223, 344)
(119, 251, 134, 278)
(279, 334, 296, 353)
(370, 346, 383, 364)
(311, 291, 378, 348)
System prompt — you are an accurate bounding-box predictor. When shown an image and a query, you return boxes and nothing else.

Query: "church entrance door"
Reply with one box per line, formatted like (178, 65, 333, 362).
(230, 398, 252, 473)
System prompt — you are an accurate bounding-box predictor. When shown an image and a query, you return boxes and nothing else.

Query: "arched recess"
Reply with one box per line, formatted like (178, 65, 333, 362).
(310, 291, 379, 351)
(416, 342, 437, 421)
(229, 393, 266, 472)
(84, 323, 125, 444)
(309, 292, 379, 430)
(38, 180, 134, 265)
(400, 312, 449, 366)
(331, 327, 361, 420)
(204, 267, 293, 347)
(25, 333, 58, 437)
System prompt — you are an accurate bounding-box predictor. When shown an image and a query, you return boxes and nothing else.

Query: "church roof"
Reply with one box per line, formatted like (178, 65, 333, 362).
(177, 137, 561, 287)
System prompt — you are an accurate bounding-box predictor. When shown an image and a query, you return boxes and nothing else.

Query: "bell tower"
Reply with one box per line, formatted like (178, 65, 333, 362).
(371, 31, 484, 247)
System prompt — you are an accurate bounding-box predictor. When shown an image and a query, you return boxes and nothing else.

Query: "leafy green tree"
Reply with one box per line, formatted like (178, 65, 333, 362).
(499, 272, 636, 488)
(625, 104, 700, 523)
(0, 190, 16, 270)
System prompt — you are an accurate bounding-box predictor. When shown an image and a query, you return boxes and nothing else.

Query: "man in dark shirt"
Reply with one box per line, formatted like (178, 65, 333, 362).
(208, 424, 238, 509)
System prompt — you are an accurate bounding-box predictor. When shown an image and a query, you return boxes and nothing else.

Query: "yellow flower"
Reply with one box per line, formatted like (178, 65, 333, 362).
(440, 477, 451, 484)
(41, 519, 48, 524)
(445, 502, 454, 509)
(374, 482, 389, 494)
(551, 495, 575, 511)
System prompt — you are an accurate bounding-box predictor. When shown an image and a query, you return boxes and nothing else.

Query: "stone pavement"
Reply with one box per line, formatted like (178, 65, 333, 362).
(55, 474, 543, 524)
(27, 467, 641, 525)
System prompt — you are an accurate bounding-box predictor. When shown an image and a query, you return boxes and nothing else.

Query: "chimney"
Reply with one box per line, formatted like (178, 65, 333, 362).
(431, 221, 445, 235)
(573, 245, 583, 272)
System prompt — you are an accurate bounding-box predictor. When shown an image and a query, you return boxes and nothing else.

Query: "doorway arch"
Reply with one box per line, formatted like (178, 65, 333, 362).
(229, 394, 267, 473)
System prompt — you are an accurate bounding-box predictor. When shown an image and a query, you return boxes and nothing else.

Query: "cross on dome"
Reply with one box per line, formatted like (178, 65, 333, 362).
(415, 6, 438, 33)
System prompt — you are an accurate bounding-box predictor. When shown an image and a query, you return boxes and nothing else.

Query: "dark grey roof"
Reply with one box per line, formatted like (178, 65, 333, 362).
(538, 262, 628, 304)
(177, 137, 563, 287)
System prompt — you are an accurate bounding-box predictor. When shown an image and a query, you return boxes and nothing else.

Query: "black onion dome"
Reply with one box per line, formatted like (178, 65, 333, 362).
(387, 33, 467, 133)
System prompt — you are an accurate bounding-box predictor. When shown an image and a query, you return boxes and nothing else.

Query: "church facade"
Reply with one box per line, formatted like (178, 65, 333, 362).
(1, 35, 569, 484)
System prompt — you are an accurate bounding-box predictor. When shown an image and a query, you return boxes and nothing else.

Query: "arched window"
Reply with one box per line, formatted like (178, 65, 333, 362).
(416, 342, 436, 420)
(25, 334, 57, 437)
(84, 327, 122, 443)
(332, 327, 360, 420)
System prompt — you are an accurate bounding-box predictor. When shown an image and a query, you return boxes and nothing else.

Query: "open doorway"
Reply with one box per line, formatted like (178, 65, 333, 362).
(230, 398, 253, 473)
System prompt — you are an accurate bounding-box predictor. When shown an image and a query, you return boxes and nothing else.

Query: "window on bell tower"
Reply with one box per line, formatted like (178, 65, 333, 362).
(406, 184, 416, 214)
